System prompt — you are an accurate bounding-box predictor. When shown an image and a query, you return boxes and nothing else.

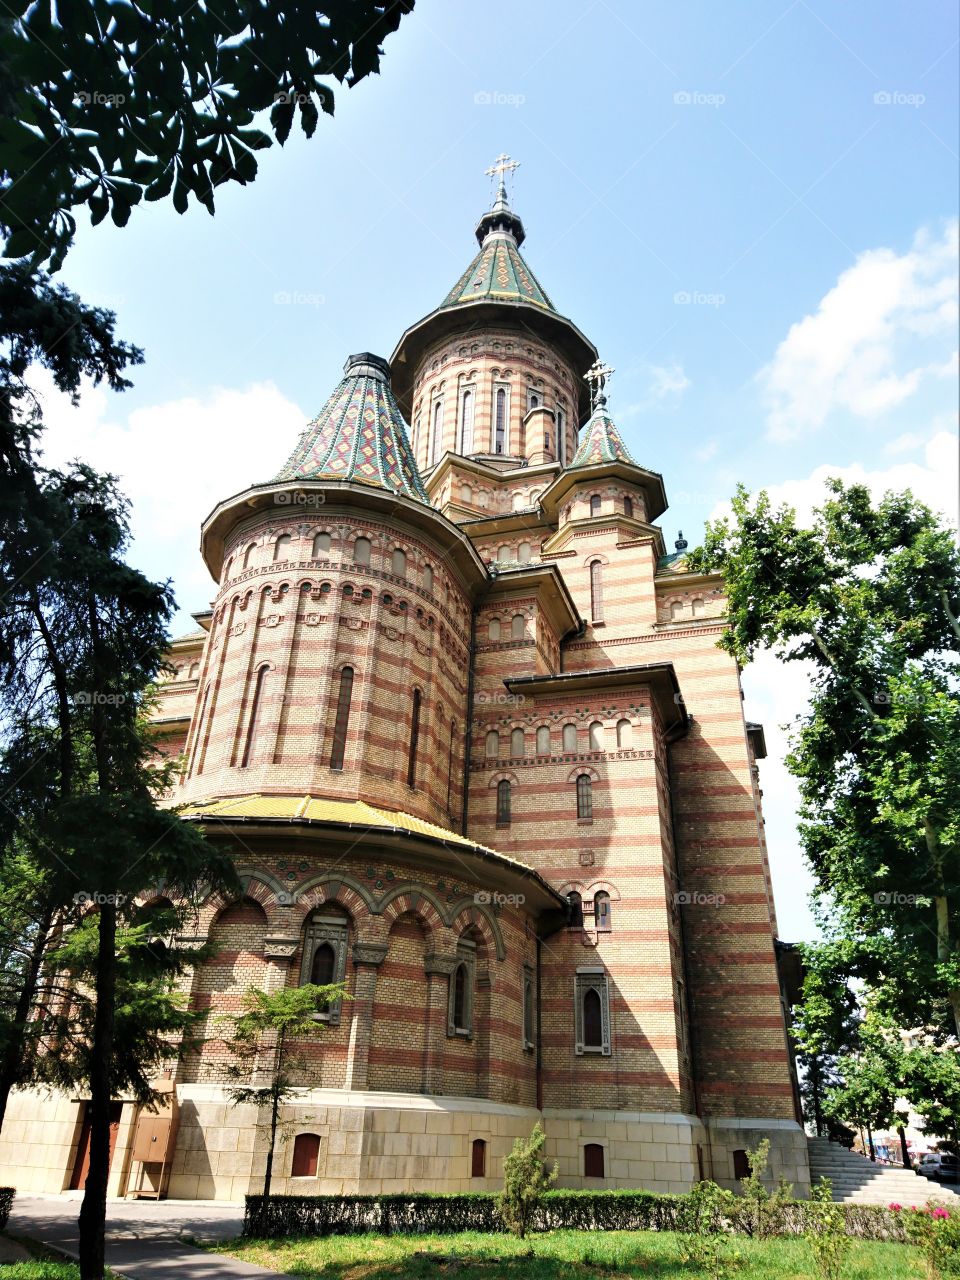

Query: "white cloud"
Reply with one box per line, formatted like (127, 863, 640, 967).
(647, 362, 690, 399)
(30, 372, 308, 628)
(761, 221, 958, 441)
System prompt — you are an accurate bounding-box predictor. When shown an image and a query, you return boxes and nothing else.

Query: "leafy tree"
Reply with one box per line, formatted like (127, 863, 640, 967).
(903, 1035, 960, 1152)
(497, 1121, 558, 1239)
(823, 1015, 907, 1162)
(1, 0, 415, 266)
(737, 1138, 793, 1239)
(223, 982, 347, 1222)
(677, 1180, 744, 1279)
(690, 481, 960, 1040)
(805, 1178, 852, 1280)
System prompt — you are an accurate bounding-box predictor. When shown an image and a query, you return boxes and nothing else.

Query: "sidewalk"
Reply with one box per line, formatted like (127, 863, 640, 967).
(8, 1194, 289, 1280)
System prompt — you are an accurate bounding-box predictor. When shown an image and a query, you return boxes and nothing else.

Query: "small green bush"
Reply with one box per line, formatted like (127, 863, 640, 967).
(497, 1123, 558, 1239)
(806, 1178, 853, 1280)
(0, 1185, 15, 1230)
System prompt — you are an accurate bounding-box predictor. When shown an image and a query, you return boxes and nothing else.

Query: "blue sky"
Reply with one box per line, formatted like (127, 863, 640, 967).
(35, 0, 959, 942)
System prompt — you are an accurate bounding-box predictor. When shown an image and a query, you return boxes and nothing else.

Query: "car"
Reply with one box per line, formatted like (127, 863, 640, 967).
(916, 1153, 959, 1183)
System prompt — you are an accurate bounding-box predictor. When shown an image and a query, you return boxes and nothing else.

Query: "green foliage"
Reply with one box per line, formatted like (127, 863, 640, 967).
(496, 1122, 558, 1238)
(806, 1178, 853, 1280)
(677, 1180, 743, 1278)
(1, 0, 416, 267)
(738, 1139, 794, 1240)
(0, 1184, 14, 1229)
(891, 1202, 960, 1279)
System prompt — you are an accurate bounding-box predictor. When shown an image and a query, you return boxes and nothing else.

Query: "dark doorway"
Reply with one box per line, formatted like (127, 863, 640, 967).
(69, 1102, 123, 1190)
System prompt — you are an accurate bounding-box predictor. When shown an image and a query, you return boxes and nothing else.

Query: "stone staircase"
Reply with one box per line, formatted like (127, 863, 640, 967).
(808, 1136, 960, 1205)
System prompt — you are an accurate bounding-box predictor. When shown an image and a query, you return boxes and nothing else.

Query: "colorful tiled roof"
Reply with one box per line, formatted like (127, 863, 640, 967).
(569, 404, 636, 468)
(442, 237, 555, 311)
(275, 353, 427, 501)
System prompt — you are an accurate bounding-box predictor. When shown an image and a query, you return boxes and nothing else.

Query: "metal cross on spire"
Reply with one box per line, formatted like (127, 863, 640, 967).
(485, 152, 520, 208)
(584, 359, 615, 410)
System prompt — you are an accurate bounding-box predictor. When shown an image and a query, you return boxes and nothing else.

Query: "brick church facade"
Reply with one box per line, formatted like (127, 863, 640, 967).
(0, 169, 809, 1201)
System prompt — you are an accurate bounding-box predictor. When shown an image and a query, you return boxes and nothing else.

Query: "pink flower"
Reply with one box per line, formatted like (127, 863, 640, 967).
(889, 1202, 902, 1211)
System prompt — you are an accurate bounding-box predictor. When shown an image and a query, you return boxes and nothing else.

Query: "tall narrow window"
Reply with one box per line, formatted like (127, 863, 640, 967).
(568, 891, 584, 927)
(589, 494, 601, 517)
(431, 398, 443, 464)
(392, 548, 407, 577)
(310, 941, 336, 986)
(497, 545, 510, 562)
(312, 531, 331, 558)
(291, 1133, 321, 1178)
(424, 564, 434, 593)
(536, 725, 551, 755)
(407, 689, 422, 788)
(488, 618, 501, 642)
(616, 718, 632, 748)
(496, 779, 511, 826)
(692, 597, 705, 617)
(584, 1143, 605, 1178)
(471, 1138, 486, 1178)
(243, 542, 256, 569)
(576, 774, 593, 820)
(460, 388, 474, 454)
(670, 600, 684, 621)
(589, 721, 604, 752)
(510, 727, 525, 757)
(461, 483, 473, 504)
(485, 730, 500, 758)
(446, 718, 457, 813)
(511, 614, 525, 640)
(329, 666, 354, 770)
(583, 988, 602, 1046)
(624, 496, 634, 519)
(523, 970, 535, 1049)
(594, 891, 612, 932)
(556, 407, 565, 465)
(575, 971, 611, 1054)
(240, 665, 269, 767)
(562, 722, 577, 753)
(353, 536, 371, 566)
(518, 542, 531, 563)
(590, 560, 604, 623)
(528, 390, 540, 410)
(274, 533, 292, 561)
(495, 387, 506, 454)
(453, 963, 467, 1029)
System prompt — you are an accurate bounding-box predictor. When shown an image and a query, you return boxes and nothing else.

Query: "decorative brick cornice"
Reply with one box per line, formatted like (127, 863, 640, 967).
(352, 942, 389, 967)
(263, 935, 300, 959)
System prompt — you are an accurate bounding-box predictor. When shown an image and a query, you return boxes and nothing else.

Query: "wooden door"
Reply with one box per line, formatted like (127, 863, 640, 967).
(69, 1102, 123, 1190)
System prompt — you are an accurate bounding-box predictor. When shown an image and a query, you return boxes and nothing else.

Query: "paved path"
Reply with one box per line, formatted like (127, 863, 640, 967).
(9, 1194, 289, 1280)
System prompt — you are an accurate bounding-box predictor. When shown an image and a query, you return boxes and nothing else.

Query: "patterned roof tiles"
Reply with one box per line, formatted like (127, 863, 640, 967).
(442, 236, 555, 311)
(568, 404, 636, 469)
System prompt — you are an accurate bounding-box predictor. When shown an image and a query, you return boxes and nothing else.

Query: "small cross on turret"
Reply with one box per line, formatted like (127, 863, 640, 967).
(485, 153, 520, 208)
(584, 359, 615, 411)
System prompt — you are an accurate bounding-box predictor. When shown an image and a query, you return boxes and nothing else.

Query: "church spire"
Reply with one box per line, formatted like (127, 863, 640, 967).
(476, 152, 524, 246)
(569, 360, 637, 468)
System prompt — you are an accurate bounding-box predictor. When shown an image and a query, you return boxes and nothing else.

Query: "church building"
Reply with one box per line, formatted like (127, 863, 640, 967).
(0, 161, 809, 1202)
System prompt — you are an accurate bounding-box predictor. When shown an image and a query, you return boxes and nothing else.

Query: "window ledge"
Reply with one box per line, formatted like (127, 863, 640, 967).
(577, 817, 594, 826)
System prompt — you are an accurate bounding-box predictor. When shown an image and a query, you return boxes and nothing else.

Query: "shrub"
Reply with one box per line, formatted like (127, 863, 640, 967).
(0, 1186, 15, 1230)
(889, 1201, 960, 1279)
(806, 1178, 853, 1280)
(677, 1180, 743, 1279)
(737, 1138, 794, 1240)
(497, 1122, 558, 1239)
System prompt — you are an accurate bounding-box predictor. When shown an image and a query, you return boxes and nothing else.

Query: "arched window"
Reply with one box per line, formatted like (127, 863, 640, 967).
(497, 545, 511, 562)
(528, 390, 540, 409)
(223, 556, 233, 581)
(616, 718, 632, 749)
(511, 613, 525, 640)
(431, 398, 443, 464)
(670, 600, 684, 621)
(495, 387, 506, 454)
(423, 564, 434, 593)
(291, 1133, 321, 1178)
(488, 618, 501, 642)
(584, 1143, 605, 1178)
(589, 494, 601, 517)
(576, 774, 593, 820)
(624, 496, 634, 519)
(511, 727, 525, 757)
(590, 560, 604, 623)
(583, 988, 603, 1047)
(536, 725, 551, 755)
(329, 666, 354, 771)
(240, 665, 269, 768)
(471, 1138, 486, 1178)
(242, 542, 256, 569)
(460, 388, 474, 454)
(523, 970, 535, 1048)
(562, 722, 577, 752)
(567, 891, 584, 927)
(496, 779, 511, 827)
(189, 662, 199, 679)
(392, 547, 407, 577)
(407, 689, 422, 788)
(692, 597, 705, 617)
(589, 721, 604, 751)
(461, 483, 473, 504)
(452, 963, 468, 1030)
(310, 941, 336, 986)
(594, 891, 612, 933)
(518, 542, 531, 563)
(273, 534, 292, 561)
(312, 531, 331, 558)
(353, 536, 371, 566)
(512, 492, 525, 511)
(485, 730, 500, 758)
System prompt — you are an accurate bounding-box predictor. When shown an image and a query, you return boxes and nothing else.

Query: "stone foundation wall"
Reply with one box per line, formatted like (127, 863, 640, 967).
(0, 1086, 809, 1202)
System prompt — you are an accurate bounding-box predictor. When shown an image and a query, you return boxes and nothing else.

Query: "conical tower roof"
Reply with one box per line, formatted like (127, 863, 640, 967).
(275, 353, 427, 501)
(569, 403, 636, 468)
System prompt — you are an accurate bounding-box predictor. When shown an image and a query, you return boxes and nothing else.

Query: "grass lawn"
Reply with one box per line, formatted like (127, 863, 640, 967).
(215, 1229, 921, 1279)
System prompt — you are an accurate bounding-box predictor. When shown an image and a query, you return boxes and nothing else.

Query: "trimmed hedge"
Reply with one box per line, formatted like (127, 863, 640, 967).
(0, 1185, 15, 1230)
(242, 1190, 908, 1243)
